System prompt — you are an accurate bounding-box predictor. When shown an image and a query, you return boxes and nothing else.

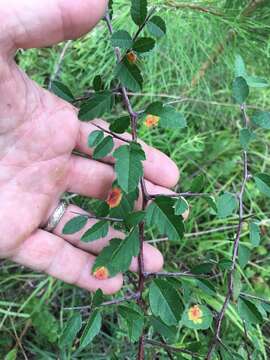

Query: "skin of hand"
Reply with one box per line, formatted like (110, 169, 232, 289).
(0, 0, 180, 295)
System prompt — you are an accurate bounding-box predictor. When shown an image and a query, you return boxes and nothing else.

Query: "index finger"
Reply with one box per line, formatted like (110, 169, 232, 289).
(77, 119, 180, 188)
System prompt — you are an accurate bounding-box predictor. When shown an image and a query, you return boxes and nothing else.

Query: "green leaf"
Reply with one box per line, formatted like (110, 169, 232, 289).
(93, 75, 104, 92)
(190, 174, 205, 192)
(238, 297, 263, 324)
(182, 304, 213, 330)
(115, 58, 143, 92)
(149, 279, 183, 326)
(92, 289, 105, 307)
(174, 198, 189, 216)
(81, 221, 109, 243)
(110, 189, 139, 220)
(113, 142, 146, 193)
(232, 271, 242, 301)
(111, 30, 133, 49)
(59, 312, 82, 348)
(31, 305, 59, 344)
(109, 116, 130, 134)
(79, 310, 102, 349)
(146, 102, 186, 129)
(147, 16, 166, 38)
(131, 0, 147, 26)
(234, 54, 246, 78)
(4, 349, 17, 360)
(191, 262, 214, 275)
(238, 244, 251, 269)
(232, 76, 249, 104)
(250, 221, 261, 248)
(125, 211, 145, 227)
(254, 173, 270, 197)
(63, 215, 88, 235)
(216, 192, 237, 218)
(246, 75, 269, 88)
(93, 136, 114, 160)
(146, 196, 185, 240)
(240, 128, 255, 150)
(88, 130, 104, 148)
(218, 258, 233, 271)
(204, 195, 217, 213)
(119, 304, 144, 342)
(251, 112, 270, 130)
(149, 316, 176, 341)
(51, 81, 75, 102)
(79, 91, 114, 121)
(133, 37, 155, 53)
(93, 228, 140, 277)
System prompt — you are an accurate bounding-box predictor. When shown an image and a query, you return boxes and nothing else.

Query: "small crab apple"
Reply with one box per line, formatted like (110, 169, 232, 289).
(93, 266, 109, 280)
(188, 305, 203, 324)
(106, 187, 123, 208)
(127, 51, 138, 64)
(145, 114, 160, 128)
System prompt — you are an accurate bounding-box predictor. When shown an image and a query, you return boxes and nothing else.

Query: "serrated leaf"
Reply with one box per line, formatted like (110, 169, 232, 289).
(149, 279, 183, 326)
(146, 102, 186, 129)
(93, 136, 114, 160)
(79, 91, 114, 121)
(81, 221, 109, 243)
(133, 37, 155, 53)
(131, 0, 147, 26)
(216, 192, 237, 218)
(146, 196, 185, 240)
(125, 211, 145, 227)
(182, 304, 213, 330)
(88, 130, 104, 148)
(79, 310, 102, 349)
(51, 81, 75, 102)
(93, 228, 140, 277)
(240, 128, 255, 150)
(238, 297, 263, 324)
(233, 76, 249, 104)
(174, 198, 189, 216)
(31, 305, 59, 344)
(147, 16, 166, 38)
(110, 189, 139, 220)
(113, 142, 146, 193)
(111, 30, 133, 49)
(254, 173, 270, 197)
(251, 112, 270, 129)
(250, 221, 261, 248)
(115, 58, 143, 92)
(109, 116, 130, 134)
(59, 312, 82, 348)
(119, 304, 144, 342)
(63, 215, 88, 235)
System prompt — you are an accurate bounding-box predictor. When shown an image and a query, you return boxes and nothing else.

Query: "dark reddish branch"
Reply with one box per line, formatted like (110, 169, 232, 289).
(104, 11, 147, 360)
(205, 104, 249, 359)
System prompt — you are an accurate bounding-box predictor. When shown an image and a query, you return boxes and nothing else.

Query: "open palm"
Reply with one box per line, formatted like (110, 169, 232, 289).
(0, 0, 180, 294)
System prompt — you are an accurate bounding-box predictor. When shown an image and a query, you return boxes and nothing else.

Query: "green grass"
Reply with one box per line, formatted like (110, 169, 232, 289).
(1, 1, 270, 359)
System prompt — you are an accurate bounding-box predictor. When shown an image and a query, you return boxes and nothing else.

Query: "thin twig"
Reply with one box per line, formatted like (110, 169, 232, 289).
(165, 0, 223, 17)
(145, 339, 203, 357)
(92, 123, 131, 144)
(205, 105, 249, 360)
(70, 211, 124, 223)
(240, 292, 270, 305)
(149, 192, 209, 199)
(48, 40, 72, 90)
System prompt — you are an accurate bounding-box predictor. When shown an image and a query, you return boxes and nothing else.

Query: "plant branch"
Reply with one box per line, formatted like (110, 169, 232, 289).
(205, 104, 249, 359)
(165, 0, 223, 17)
(70, 211, 124, 223)
(145, 339, 203, 357)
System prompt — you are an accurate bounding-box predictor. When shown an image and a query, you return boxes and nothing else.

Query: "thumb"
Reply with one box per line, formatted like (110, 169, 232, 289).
(0, 0, 108, 57)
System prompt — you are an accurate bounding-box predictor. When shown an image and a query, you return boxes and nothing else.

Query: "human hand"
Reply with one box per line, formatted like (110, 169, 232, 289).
(0, 0, 180, 294)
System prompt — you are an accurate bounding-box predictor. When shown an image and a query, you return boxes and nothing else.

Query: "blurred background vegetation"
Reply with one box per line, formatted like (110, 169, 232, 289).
(1, 0, 270, 359)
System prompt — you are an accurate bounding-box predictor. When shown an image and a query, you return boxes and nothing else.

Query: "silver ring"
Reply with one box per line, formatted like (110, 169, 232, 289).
(43, 200, 68, 232)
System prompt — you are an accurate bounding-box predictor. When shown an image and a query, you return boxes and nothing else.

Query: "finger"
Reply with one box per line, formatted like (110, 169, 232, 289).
(77, 120, 180, 188)
(2, 0, 108, 56)
(10, 229, 123, 295)
(53, 204, 164, 273)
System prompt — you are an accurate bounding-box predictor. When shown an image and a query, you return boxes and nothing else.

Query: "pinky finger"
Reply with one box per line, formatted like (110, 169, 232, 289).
(10, 230, 123, 295)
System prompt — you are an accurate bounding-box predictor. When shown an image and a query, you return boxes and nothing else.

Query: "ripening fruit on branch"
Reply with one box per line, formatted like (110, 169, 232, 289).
(93, 266, 109, 280)
(127, 51, 138, 64)
(106, 187, 123, 208)
(188, 305, 203, 324)
(145, 114, 160, 128)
